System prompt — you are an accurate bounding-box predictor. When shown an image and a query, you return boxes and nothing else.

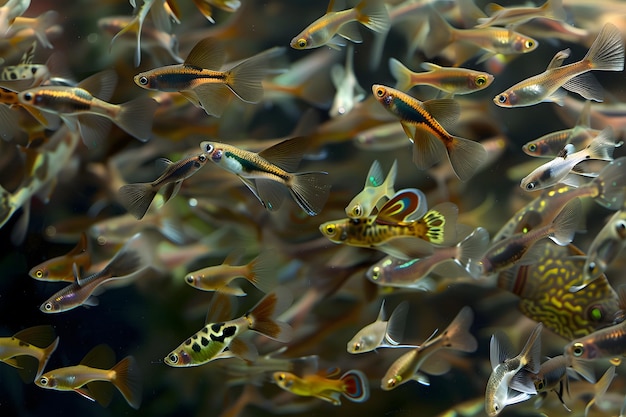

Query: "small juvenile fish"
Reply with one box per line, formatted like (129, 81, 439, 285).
(494, 23, 625, 107)
(330, 45, 365, 117)
(184, 249, 279, 296)
(36, 344, 142, 409)
(485, 323, 543, 416)
(347, 300, 413, 354)
(389, 58, 494, 96)
(0, 325, 59, 382)
(372, 84, 487, 181)
(520, 127, 617, 191)
(200, 137, 331, 216)
(134, 38, 284, 117)
(273, 368, 369, 405)
(118, 152, 209, 220)
(475, 0, 566, 29)
(381, 306, 477, 391)
(345, 159, 397, 219)
(290, 0, 390, 50)
(18, 69, 158, 148)
(164, 287, 293, 366)
(29, 232, 91, 282)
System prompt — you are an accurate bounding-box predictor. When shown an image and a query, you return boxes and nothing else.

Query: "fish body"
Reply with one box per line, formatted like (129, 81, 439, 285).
(475, 0, 565, 29)
(118, 152, 208, 220)
(522, 125, 602, 158)
(381, 306, 477, 390)
(0, 325, 59, 382)
(345, 159, 397, 218)
(330, 45, 365, 117)
(36, 344, 142, 409)
(494, 23, 625, 107)
(200, 137, 331, 216)
(565, 317, 626, 361)
(273, 369, 369, 405)
(372, 84, 487, 181)
(347, 300, 412, 353)
(290, 0, 390, 50)
(581, 208, 626, 285)
(164, 287, 293, 366)
(485, 323, 543, 416)
(29, 232, 91, 282)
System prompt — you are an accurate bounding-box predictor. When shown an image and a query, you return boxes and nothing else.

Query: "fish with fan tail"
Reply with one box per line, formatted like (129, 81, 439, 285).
(134, 38, 284, 117)
(345, 159, 397, 219)
(497, 243, 621, 340)
(290, 0, 390, 50)
(0, 325, 59, 382)
(273, 368, 369, 405)
(485, 323, 543, 416)
(372, 84, 487, 181)
(200, 137, 331, 216)
(29, 232, 91, 282)
(164, 287, 293, 367)
(118, 152, 209, 220)
(18, 70, 158, 148)
(36, 344, 142, 410)
(494, 23, 625, 107)
(382, 306, 477, 391)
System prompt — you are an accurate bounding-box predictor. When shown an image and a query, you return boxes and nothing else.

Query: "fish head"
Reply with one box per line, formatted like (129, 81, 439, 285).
(29, 265, 48, 280)
(134, 72, 158, 90)
(273, 371, 296, 389)
(290, 33, 314, 50)
(36, 373, 58, 389)
(200, 141, 223, 162)
(372, 84, 393, 108)
(511, 35, 538, 54)
(469, 73, 494, 90)
(319, 220, 348, 242)
(522, 141, 548, 157)
(164, 349, 192, 367)
(381, 374, 402, 391)
(184, 272, 202, 288)
(565, 340, 598, 360)
(18, 89, 47, 107)
(493, 91, 518, 107)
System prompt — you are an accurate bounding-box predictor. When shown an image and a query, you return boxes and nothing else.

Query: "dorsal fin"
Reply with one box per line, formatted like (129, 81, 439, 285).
(78, 70, 118, 102)
(184, 37, 226, 70)
(80, 344, 117, 370)
(375, 188, 427, 225)
(547, 49, 570, 70)
(258, 136, 308, 172)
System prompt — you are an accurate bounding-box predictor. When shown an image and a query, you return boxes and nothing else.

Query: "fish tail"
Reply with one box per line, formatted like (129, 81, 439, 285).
(0, 103, 21, 141)
(110, 16, 142, 66)
(421, 202, 458, 246)
(247, 286, 293, 343)
(441, 306, 478, 353)
(115, 96, 158, 142)
(244, 249, 279, 293)
(456, 227, 490, 278)
(585, 127, 617, 161)
(388, 58, 413, 91)
(30, 10, 59, 49)
(340, 369, 370, 403)
(584, 23, 624, 72)
(447, 135, 488, 181)
(111, 356, 142, 410)
(355, 0, 390, 34)
(288, 171, 332, 216)
(585, 366, 616, 417)
(423, 10, 454, 59)
(549, 198, 582, 246)
(544, 0, 566, 20)
(36, 336, 59, 380)
(594, 156, 626, 209)
(520, 323, 543, 373)
(118, 183, 157, 220)
(225, 47, 284, 103)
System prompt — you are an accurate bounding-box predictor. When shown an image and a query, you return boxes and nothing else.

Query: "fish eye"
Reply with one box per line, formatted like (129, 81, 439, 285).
(351, 205, 362, 217)
(39, 376, 48, 386)
(353, 342, 361, 351)
(138, 76, 148, 85)
(371, 267, 381, 280)
(375, 87, 385, 98)
(587, 261, 597, 273)
(494, 404, 500, 412)
(528, 144, 537, 152)
(525, 40, 534, 49)
(185, 275, 194, 284)
(276, 373, 285, 382)
(572, 342, 585, 357)
(324, 224, 335, 235)
(535, 380, 545, 390)
(297, 39, 307, 48)
(497, 94, 507, 104)
(23, 92, 33, 101)
(198, 154, 207, 163)
(525, 182, 537, 191)
(589, 306, 603, 321)
(387, 377, 397, 388)
(204, 143, 214, 153)
(615, 220, 626, 236)
(475, 76, 487, 86)
(35, 269, 44, 278)
(168, 353, 178, 363)
(43, 302, 53, 311)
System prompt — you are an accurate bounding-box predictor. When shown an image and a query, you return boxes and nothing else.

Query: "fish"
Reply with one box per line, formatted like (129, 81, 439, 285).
(320, 188, 459, 260)
(164, 287, 293, 366)
(290, 0, 390, 50)
(273, 368, 369, 405)
(498, 243, 621, 340)
(345, 159, 397, 219)
(388, 58, 494, 96)
(520, 127, 617, 191)
(29, 232, 91, 282)
(484, 323, 543, 416)
(0, 0, 31, 34)
(39, 233, 152, 313)
(584, 366, 617, 417)
(494, 23, 625, 107)
(347, 300, 413, 353)
(330, 45, 365, 117)
(118, 152, 209, 220)
(199, 137, 331, 216)
(475, 0, 566, 29)
(564, 315, 626, 361)
(134, 38, 284, 117)
(5, 10, 60, 50)
(190, 0, 241, 24)
(184, 249, 279, 296)
(36, 344, 142, 409)
(372, 84, 487, 181)
(367, 226, 490, 287)
(479, 198, 582, 275)
(17, 69, 159, 148)
(0, 325, 59, 382)
(381, 306, 478, 390)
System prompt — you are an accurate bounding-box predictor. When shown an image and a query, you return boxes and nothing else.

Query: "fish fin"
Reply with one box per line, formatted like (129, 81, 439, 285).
(191, 0, 216, 23)
(456, 227, 490, 272)
(364, 159, 384, 188)
(77, 69, 118, 102)
(520, 323, 543, 374)
(569, 357, 596, 383)
(412, 130, 448, 170)
(67, 232, 90, 257)
(73, 387, 97, 402)
(549, 198, 582, 246)
(225, 47, 284, 103)
(475, 51, 496, 64)
(411, 372, 430, 386)
(576, 100, 592, 128)
(76, 114, 113, 149)
(245, 249, 279, 293)
(509, 369, 537, 394)
(421, 99, 460, 131)
(179, 89, 203, 109)
(585, 127, 617, 161)
(36, 336, 59, 380)
(380, 236, 435, 260)
(326, 36, 348, 50)
(336, 22, 362, 43)
(255, 178, 288, 212)
(217, 284, 247, 297)
(205, 292, 237, 324)
(375, 188, 427, 224)
(229, 337, 258, 362)
(355, 0, 390, 34)
(561, 73, 604, 102)
(158, 181, 182, 207)
(583, 23, 624, 72)
(118, 183, 157, 220)
(0, 104, 21, 141)
(340, 369, 370, 402)
(86, 381, 114, 407)
(110, 15, 141, 66)
(382, 159, 398, 200)
(420, 202, 459, 246)
(442, 306, 477, 353)
(544, 88, 567, 106)
(13, 325, 57, 348)
(385, 301, 409, 345)
(289, 171, 332, 216)
(80, 344, 117, 369)
(330, 64, 345, 89)
(114, 96, 158, 142)
(447, 135, 487, 181)
(258, 136, 308, 172)
(585, 366, 616, 417)
(247, 286, 293, 343)
(490, 331, 514, 369)
(111, 356, 142, 409)
(420, 353, 452, 375)
(546, 48, 570, 70)
(183, 37, 226, 70)
(14, 356, 40, 383)
(506, 391, 532, 406)
(10, 198, 30, 246)
(423, 10, 454, 58)
(28, 10, 59, 49)
(193, 84, 231, 117)
(594, 157, 626, 209)
(389, 58, 413, 91)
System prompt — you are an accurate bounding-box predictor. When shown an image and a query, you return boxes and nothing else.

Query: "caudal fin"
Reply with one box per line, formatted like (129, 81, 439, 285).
(456, 227, 490, 278)
(111, 356, 142, 410)
(118, 183, 157, 220)
(115, 96, 158, 142)
(389, 58, 414, 92)
(440, 306, 478, 353)
(593, 156, 626, 209)
(419, 202, 459, 247)
(447, 135, 488, 181)
(341, 369, 370, 402)
(226, 47, 285, 104)
(289, 171, 332, 216)
(36, 336, 59, 380)
(584, 23, 624, 72)
(244, 249, 279, 294)
(248, 286, 293, 343)
(549, 198, 582, 246)
(355, 0, 390, 34)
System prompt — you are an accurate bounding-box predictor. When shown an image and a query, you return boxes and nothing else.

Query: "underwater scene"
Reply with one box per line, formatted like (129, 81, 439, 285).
(1, 0, 626, 416)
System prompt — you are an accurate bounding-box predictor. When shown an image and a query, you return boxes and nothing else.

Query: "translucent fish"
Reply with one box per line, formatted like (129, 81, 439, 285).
(0, 325, 59, 382)
(347, 300, 414, 353)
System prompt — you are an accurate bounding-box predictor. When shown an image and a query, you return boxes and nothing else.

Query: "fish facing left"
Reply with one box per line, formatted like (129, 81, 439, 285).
(0, 325, 59, 383)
